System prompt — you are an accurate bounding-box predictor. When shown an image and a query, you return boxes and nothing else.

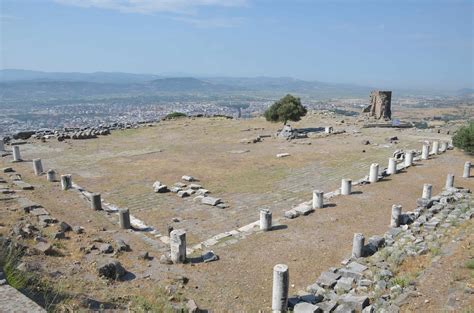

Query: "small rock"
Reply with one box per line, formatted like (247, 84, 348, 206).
(138, 251, 152, 260)
(115, 239, 130, 252)
(58, 221, 72, 232)
(99, 243, 113, 254)
(96, 259, 126, 280)
(202, 250, 219, 263)
(72, 226, 84, 234)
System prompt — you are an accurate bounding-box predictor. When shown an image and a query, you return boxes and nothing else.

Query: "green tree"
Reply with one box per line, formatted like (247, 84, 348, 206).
(452, 121, 474, 153)
(264, 94, 307, 125)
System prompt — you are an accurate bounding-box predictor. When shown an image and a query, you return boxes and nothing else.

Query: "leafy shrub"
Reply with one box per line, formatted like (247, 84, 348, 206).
(452, 121, 474, 153)
(264, 94, 307, 125)
(165, 112, 187, 120)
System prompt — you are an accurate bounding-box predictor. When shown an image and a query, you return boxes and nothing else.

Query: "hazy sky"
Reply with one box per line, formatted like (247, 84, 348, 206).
(1, 0, 473, 89)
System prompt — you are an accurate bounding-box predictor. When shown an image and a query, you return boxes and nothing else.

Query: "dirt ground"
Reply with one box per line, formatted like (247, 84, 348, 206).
(0, 112, 472, 311)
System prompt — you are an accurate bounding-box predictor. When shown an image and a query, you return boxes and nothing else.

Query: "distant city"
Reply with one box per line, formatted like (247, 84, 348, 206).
(1, 69, 472, 137)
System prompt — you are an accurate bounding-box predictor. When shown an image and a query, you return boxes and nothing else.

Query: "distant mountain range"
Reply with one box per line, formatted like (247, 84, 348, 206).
(0, 69, 375, 100)
(1, 69, 471, 102)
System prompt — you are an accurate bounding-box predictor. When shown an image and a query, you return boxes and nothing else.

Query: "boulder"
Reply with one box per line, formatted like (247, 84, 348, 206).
(96, 259, 126, 280)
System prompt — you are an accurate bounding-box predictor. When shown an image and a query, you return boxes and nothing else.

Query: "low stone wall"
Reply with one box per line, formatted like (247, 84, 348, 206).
(0, 268, 46, 313)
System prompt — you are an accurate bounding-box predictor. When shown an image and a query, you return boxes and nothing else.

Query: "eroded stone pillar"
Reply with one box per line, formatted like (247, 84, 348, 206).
(46, 169, 56, 182)
(91, 193, 102, 210)
(32, 159, 43, 176)
(119, 209, 131, 229)
(60, 174, 72, 190)
(445, 174, 455, 189)
(387, 158, 397, 175)
(369, 163, 379, 183)
(422, 143, 430, 160)
(431, 141, 439, 155)
(170, 229, 186, 264)
(260, 209, 272, 231)
(325, 126, 333, 134)
(404, 151, 413, 167)
(422, 184, 432, 199)
(463, 161, 471, 178)
(272, 264, 289, 313)
(391, 204, 402, 228)
(352, 233, 365, 258)
(440, 142, 447, 153)
(341, 179, 352, 195)
(12, 146, 21, 162)
(312, 190, 324, 209)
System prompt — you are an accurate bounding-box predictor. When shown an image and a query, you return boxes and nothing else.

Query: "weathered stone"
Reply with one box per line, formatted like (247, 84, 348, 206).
(201, 197, 222, 206)
(177, 190, 191, 198)
(316, 271, 341, 288)
(96, 259, 125, 280)
(202, 250, 219, 263)
(153, 181, 169, 193)
(186, 299, 199, 313)
(316, 301, 338, 312)
(260, 209, 272, 231)
(33, 242, 54, 255)
(364, 90, 392, 120)
(334, 304, 355, 313)
(294, 204, 314, 216)
(115, 239, 130, 252)
(99, 244, 113, 254)
(119, 209, 131, 229)
(72, 226, 84, 234)
(90, 193, 102, 210)
(285, 209, 300, 219)
(335, 276, 354, 293)
(182, 175, 196, 182)
(338, 294, 369, 311)
(170, 229, 186, 264)
(294, 302, 322, 313)
(352, 233, 365, 258)
(312, 190, 324, 209)
(53, 231, 66, 240)
(60, 174, 72, 190)
(189, 183, 202, 190)
(272, 264, 289, 312)
(341, 179, 352, 195)
(58, 221, 71, 232)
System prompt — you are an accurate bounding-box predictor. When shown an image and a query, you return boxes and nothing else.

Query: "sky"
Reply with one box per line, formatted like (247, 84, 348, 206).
(1, 0, 473, 89)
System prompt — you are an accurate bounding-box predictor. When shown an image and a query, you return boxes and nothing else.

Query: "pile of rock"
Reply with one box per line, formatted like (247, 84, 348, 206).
(285, 187, 472, 313)
(277, 125, 308, 140)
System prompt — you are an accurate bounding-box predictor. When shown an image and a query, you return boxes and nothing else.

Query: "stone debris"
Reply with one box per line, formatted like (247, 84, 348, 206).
(201, 196, 222, 206)
(182, 175, 197, 182)
(152, 181, 169, 193)
(202, 250, 219, 263)
(297, 187, 473, 312)
(277, 153, 291, 158)
(240, 136, 261, 144)
(96, 259, 126, 280)
(32, 242, 54, 255)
